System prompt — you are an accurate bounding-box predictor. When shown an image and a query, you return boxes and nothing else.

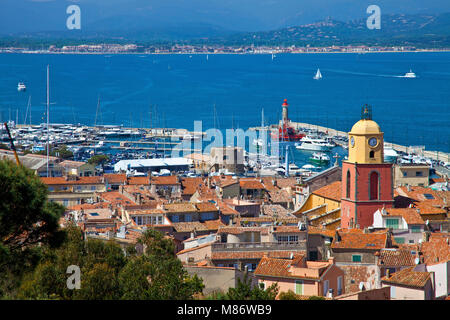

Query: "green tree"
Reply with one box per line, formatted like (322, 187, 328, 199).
(119, 229, 204, 300)
(224, 274, 279, 300)
(35, 145, 73, 160)
(88, 154, 110, 172)
(0, 159, 65, 298)
(278, 290, 301, 300)
(74, 263, 121, 300)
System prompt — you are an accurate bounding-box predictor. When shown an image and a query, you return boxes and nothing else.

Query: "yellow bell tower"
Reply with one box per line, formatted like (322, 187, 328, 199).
(341, 105, 394, 230)
(348, 105, 384, 164)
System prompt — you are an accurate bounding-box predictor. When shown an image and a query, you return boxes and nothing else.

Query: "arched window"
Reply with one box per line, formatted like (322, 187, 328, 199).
(369, 150, 375, 158)
(346, 170, 351, 198)
(369, 171, 379, 200)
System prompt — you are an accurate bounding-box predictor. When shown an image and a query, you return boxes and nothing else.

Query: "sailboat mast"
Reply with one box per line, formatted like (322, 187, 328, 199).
(46, 64, 50, 178)
(95, 95, 100, 126)
(28, 96, 32, 125)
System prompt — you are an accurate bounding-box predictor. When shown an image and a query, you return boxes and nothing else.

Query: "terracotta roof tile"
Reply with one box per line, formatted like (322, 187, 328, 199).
(421, 233, 450, 265)
(377, 249, 416, 267)
(272, 226, 304, 233)
(171, 221, 209, 233)
(217, 226, 269, 235)
(202, 219, 226, 231)
(254, 255, 332, 281)
(151, 175, 179, 185)
(312, 181, 342, 201)
(212, 250, 304, 261)
(273, 177, 298, 189)
(331, 229, 388, 250)
(195, 202, 219, 212)
(307, 226, 336, 238)
(127, 176, 150, 185)
(394, 186, 448, 215)
(381, 266, 431, 288)
(99, 191, 137, 206)
(104, 173, 127, 184)
(181, 177, 204, 195)
(164, 203, 197, 213)
(239, 179, 265, 190)
(383, 208, 425, 225)
(41, 176, 103, 185)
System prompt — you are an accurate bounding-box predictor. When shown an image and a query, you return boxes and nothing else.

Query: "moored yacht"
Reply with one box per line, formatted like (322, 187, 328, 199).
(309, 152, 330, 166)
(295, 135, 333, 151)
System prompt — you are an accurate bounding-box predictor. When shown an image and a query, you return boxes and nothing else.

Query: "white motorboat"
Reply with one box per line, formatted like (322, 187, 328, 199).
(295, 135, 332, 151)
(17, 82, 26, 92)
(401, 69, 416, 78)
(384, 144, 398, 163)
(183, 134, 201, 141)
(309, 152, 330, 166)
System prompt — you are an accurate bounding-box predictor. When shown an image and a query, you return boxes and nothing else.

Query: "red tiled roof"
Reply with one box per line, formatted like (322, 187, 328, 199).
(255, 255, 307, 279)
(171, 221, 209, 233)
(331, 229, 388, 250)
(421, 234, 450, 265)
(239, 179, 265, 190)
(307, 226, 335, 238)
(273, 177, 298, 189)
(181, 177, 204, 195)
(99, 191, 137, 206)
(104, 173, 127, 184)
(202, 219, 226, 231)
(394, 186, 448, 215)
(127, 176, 150, 185)
(272, 226, 304, 234)
(151, 175, 179, 185)
(164, 203, 197, 213)
(195, 202, 219, 212)
(41, 176, 103, 185)
(312, 181, 342, 202)
(217, 226, 269, 235)
(377, 249, 416, 267)
(217, 201, 240, 215)
(212, 250, 304, 261)
(383, 208, 425, 225)
(381, 266, 431, 288)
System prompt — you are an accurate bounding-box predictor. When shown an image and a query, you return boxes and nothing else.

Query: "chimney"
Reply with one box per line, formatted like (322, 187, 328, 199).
(363, 227, 369, 234)
(334, 231, 341, 243)
(328, 257, 335, 265)
(407, 185, 411, 192)
(386, 269, 390, 278)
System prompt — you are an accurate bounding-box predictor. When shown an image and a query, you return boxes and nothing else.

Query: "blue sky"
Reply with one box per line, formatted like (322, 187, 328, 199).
(1, 0, 449, 34)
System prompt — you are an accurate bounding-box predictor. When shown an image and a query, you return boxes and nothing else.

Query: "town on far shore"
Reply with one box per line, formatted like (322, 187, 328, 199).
(1, 43, 450, 55)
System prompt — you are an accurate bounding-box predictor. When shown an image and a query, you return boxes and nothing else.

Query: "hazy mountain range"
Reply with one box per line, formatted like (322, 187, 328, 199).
(1, 1, 450, 47)
(1, 0, 450, 34)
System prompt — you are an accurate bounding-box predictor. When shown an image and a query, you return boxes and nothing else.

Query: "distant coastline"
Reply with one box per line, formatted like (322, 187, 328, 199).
(2, 47, 450, 55)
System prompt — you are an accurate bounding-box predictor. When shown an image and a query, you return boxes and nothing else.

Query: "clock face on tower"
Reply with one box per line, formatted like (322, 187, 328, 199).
(368, 137, 378, 147)
(350, 137, 355, 147)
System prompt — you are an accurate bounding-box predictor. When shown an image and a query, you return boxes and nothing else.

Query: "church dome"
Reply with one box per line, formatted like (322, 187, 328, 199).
(350, 119, 381, 135)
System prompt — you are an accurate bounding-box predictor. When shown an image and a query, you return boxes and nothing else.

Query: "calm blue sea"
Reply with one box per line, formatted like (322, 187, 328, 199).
(0, 52, 449, 153)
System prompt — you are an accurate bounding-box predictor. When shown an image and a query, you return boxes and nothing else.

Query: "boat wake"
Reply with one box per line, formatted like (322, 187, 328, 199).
(324, 69, 413, 78)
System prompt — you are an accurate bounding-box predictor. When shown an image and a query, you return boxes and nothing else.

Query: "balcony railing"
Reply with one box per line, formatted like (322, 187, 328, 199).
(212, 241, 306, 252)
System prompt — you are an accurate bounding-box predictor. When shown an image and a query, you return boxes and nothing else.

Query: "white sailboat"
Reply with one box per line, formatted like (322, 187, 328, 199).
(313, 68, 322, 80)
